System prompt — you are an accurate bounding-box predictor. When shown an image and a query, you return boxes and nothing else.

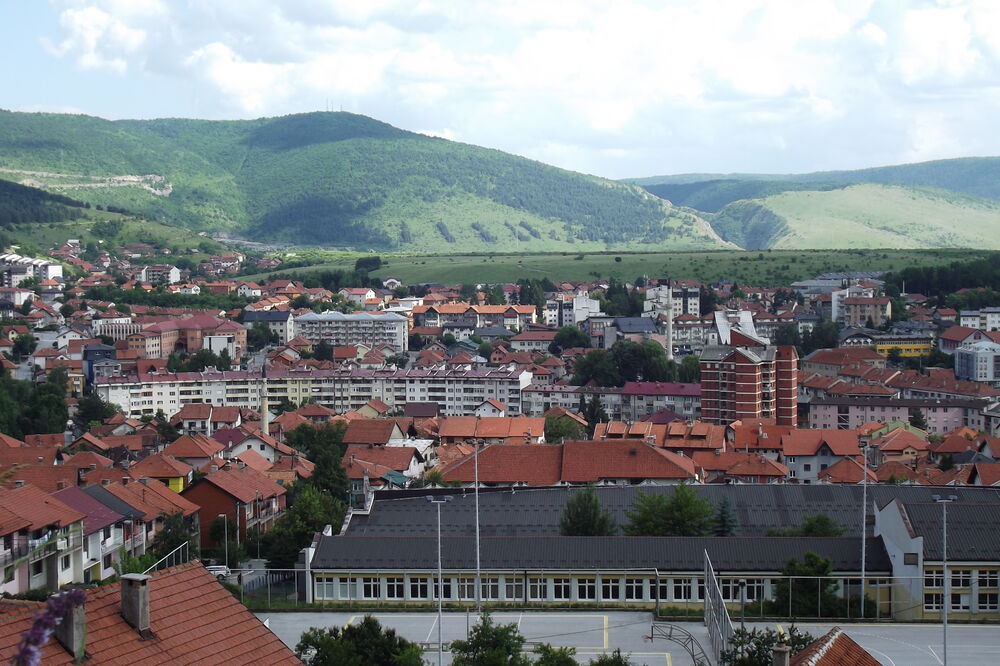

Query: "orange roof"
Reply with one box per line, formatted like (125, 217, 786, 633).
(342, 419, 401, 445)
(191, 466, 286, 503)
(692, 451, 788, 476)
(561, 440, 696, 481)
(817, 457, 876, 484)
(342, 445, 419, 480)
(163, 434, 224, 459)
(790, 627, 881, 666)
(874, 460, 929, 484)
(234, 449, 273, 472)
(872, 428, 928, 453)
(973, 462, 1000, 486)
(0, 485, 85, 530)
(132, 454, 193, 479)
(438, 416, 545, 440)
(2, 464, 78, 493)
(0, 562, 299, 664)
(440, 444, 563, 485)
(781, 429, 860, 457)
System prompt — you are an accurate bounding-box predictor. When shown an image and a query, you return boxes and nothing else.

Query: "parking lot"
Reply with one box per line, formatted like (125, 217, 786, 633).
(258, 610, 1000, 665)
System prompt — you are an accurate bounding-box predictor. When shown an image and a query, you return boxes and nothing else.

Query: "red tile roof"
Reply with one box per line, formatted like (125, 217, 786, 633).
(440, 444, 563, 485)
(790, 627, 881, 665)
(817, 457, 876, 484)
(872, 428, 928, 453)
(782, 430, 860, 457)
(163, 434, 225, 459)
(342, 445, 419, 479)
(561, 440, 696, 481)
(342, 419, 402, 445)
(0, 485, 85, 530)
(191, 466, 286, 503)
(0, 562, 300, 664)
(132, 453, 193, 479)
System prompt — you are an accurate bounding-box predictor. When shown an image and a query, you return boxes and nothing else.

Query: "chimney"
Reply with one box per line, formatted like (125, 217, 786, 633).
(56, 480, 68, 490)
(54, 602, 86, 662)
(120, 573, 153, 638)
(772, 642, 791, 666)
(101, 479, 111, 486)
(211, 464, 218, 472)
(14, 480, 24, 488)
(36, 456, 44, 464)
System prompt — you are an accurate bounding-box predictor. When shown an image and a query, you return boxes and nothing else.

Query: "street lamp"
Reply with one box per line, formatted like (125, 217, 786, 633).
(218, 513, 229, 568)
(932, 494, 958, 666)
(427, 496, 452, 666)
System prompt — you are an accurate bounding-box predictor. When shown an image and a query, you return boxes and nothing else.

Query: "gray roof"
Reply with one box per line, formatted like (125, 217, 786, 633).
(312, 535, 889, 573)
(613, 317, 658, 334)
(348, 484, 1000, 541)
(810, 396, 988, 408)
(903, 501, 1000, 561)
(82, 485, 146, 520)
(243, 311, 291, 322)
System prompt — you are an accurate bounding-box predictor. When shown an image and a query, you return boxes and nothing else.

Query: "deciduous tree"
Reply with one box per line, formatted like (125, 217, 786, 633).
(559, 487, 616, 536)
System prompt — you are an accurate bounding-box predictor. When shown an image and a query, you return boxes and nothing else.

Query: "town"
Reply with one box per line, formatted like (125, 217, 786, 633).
(3, 239, 1000, 664)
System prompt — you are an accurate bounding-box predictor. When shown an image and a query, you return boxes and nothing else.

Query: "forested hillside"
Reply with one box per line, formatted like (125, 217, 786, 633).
(0, 110, 725, 252)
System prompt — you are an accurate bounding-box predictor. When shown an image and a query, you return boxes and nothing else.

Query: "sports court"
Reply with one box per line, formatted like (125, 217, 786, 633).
(260, 610, 1000, 665)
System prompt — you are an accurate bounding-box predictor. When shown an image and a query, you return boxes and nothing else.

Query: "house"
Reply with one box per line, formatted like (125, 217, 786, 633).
(817, 457, 876, 484)
(342, 445, 425, 504)
(0, 563, 299, 664)
(780, 429, 861, 484)
(790, 627, 882, 666)
(437, 416, 545, 445)
(0, 485, 86, 595)
(474, 399, 507, 418)
(691, 451, 789, 484)
(181, 465, 287, 550)
(50, 486, 126, 583)
(870, 428, 929, 465)
(130, 453, 194, 492)
(341, 419, 405, 446)
(161, 433, 225, 469)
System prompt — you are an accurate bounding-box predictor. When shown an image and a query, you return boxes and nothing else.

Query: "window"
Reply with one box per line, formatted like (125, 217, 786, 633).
(651, 579, 670, 601)
(925, 570, 943, 588)
(924, 593, 943, 611)
(362, 577, 380, 599)
(339, 578, 355, 599)
(386, 577, 404, 599)
(553, 578, 570, 600)
(529, 577, 546, 601)
(951, 593, 970, 611)
(103, 554, 112, 570)
(803, 463, 812, 471)
(433, 579, 452, 600)
(903, 552, 918, 565)
(505, 577, 524, 601)
(673, 579, 692, 601)
(979, 570, 998, 588)
(458, 578, 476, 600)
(484, 577, 500, 600)
(61, 555, 71, 571)
(577, 578, 596, 600)
(625, 578, 645, 601)
(952, 571, 972, 588)
(314, 576, 336, 600)
(978, 593, 999, 611)
(601, 578, 621, 600)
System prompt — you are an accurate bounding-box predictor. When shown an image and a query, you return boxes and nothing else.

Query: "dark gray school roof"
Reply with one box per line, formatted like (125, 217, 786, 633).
(82, 484, 146, 520)
(311, 535, 890, 573)
(902, 501, 1000, 561)
(347, 484, 1000, 540)
(810, 396, 988, 409)
(612, 317, 658, 334)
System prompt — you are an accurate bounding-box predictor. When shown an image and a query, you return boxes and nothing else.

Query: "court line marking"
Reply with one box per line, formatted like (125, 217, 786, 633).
(866, 648, 896, 666)
(424, 615, 438, 644)
(927, 645, 942, 665)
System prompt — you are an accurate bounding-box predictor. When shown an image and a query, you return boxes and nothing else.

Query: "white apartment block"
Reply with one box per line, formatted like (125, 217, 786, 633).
(955, 340, 1000, 387)
(544, 294, 603, 327)
(522, 384, 623, 420)
(958, 308, 1000, 332)
(91, 315, 142, 340)
(0, 253, 63, 284)
(643, 283, 700, 320)
(294, 312, 408, 352)
(96, 367, 533, 418)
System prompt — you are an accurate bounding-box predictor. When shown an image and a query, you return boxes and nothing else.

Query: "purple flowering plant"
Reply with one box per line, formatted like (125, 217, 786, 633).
(10, 588, 87, 666)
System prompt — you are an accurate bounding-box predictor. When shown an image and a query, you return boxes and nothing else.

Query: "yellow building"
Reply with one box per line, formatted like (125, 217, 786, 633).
(131, 453, 194, 492)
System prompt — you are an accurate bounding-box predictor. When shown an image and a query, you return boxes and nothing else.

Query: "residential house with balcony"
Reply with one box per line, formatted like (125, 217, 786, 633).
(181, 464, 286, 551)
(50, 486, 126, 583)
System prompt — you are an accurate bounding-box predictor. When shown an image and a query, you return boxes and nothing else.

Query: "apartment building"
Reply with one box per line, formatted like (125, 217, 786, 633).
(294, 311, 408, 352)
(243, 310, 295, 345)
(413, 303, 536, 330)
(96, 366, 534, 417)
(700, 332, 798, 426)
(809, 396, 990, 433)
(955, 340, 1000, 387)
(544, 294, 603, 327)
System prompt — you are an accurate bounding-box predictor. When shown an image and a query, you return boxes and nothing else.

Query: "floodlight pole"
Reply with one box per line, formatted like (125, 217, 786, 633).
(860, 442, 868, 618)
(428, 496, 452, 666)
(474, 440, 481, 614)
(933, 494, 958, 666)
(218, 513, 228, 568)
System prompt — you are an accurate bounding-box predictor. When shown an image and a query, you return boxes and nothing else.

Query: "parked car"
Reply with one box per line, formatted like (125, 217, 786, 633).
(205, 564, 231, 581)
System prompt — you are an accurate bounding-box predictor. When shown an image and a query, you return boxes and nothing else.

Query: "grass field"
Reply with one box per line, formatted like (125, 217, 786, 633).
(10, 216, 225, 257)
(241, 248, 992, 287)
(767, 184, 1000, 249)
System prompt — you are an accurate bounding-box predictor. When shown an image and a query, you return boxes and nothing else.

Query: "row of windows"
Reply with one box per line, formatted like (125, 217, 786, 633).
(313, 575, 774, 603)
(924, 570, 998, 589)
(924, 592, 999, 612)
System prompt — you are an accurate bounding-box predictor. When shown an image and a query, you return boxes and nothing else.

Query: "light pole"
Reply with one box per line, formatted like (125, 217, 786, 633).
(218, 513, 228, 568)
(427, 496, 452, 666)
(860, 441, 869, 618)
(933, 494, 957, 666)
(474, 439, 481, 614)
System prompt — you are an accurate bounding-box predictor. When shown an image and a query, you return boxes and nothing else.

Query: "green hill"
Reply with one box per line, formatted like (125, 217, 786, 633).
(713, 184, 1000, 250)
(0, 110, 724, 252)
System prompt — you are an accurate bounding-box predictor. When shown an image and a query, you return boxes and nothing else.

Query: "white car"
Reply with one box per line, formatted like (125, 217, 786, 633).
(205, 565, 231, 581)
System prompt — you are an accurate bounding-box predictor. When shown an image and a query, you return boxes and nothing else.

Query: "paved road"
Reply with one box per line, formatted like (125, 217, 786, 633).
(257, 610, 1000, 665)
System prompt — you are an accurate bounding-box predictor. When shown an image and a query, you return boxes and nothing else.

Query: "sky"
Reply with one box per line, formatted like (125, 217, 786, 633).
(3, 0, 1000, 179)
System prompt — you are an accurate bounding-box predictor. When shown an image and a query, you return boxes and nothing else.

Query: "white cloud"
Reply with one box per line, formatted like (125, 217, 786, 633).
(31, 0, 1000, 176)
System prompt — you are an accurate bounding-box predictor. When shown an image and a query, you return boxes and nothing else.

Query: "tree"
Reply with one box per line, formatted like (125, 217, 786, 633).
(572, 350, 622, 387)
(75, 391, 118, 426)
(773, 323, 802, 350)
(11, 333, 37, 362)
(587, 650, 633, 665)
(625, 485, 714, 536)
(544, 415, 586, 444)
(559, 487, 616, 536)
(533, 644, 577, 666)
(714, 497, 738, 536)
(909, 408, 928, 430)
(314, 340, 333, 362)
(886, 347, 902, 366)
(150, 511, 199, 559)
(772, 551, 841, 617)
(678, 354, 700, 382)
(553, 326, 589, 351)
(248, 323, 278, 351)
(296, 615, 423, 666)
(767, 514, 843, 537)
(720, 626, 814, 666)
(449, 611, 531, 666)
(23, 367, 69, 434)
(478, 341, 494, 359)
(263, 484, 346, 568)
(217, 348, 232, 371)
(582, 395, 609, 435)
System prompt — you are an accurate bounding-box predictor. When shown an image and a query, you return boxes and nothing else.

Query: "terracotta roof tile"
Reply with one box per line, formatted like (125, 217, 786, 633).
(790, 627, 881, 665)
(0, 485, 85, 530)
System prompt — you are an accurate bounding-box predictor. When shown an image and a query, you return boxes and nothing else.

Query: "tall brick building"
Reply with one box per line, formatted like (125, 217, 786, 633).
(699, 329, 798, 426)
